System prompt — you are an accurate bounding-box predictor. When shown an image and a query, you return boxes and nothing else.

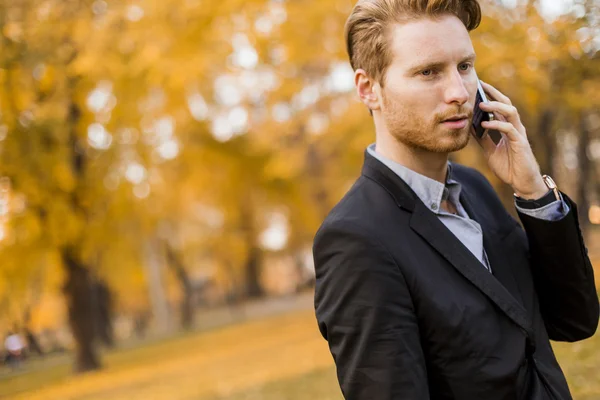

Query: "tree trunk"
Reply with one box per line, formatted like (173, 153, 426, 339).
(94, 281, 115, 348)
(62, 249, 101, 373)
(63, 74, 102, 371)
(134, 311, 151, 339)
(144, 239, 172, 334)
(306, 143, 330, 220)
(180, 292, 194, 330)
(244, 245, 264, 298)
(240, 199, 265, 299)
(165, 245, 194, 330)
(577, 111, 591, 238)
(537, 109, 555, 176)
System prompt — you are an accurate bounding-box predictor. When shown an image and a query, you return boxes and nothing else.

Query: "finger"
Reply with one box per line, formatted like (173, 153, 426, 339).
(474, 130, 498, 157)
(479, 101, 524, 130)
(481, 120, 522, 142)
(480, 81, 512, 106)
(494, 113, 507, 123)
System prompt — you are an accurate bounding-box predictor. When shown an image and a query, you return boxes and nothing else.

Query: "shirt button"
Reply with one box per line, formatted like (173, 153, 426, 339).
(431, 203, 438, 211)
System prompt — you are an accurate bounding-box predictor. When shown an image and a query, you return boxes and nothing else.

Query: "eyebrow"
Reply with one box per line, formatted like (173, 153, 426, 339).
(407, 53, 477, 74)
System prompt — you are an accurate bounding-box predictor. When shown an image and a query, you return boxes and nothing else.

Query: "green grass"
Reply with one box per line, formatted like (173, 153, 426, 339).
(0, 352, 76, 398)
(0, 310, 336, 400)
(552, 334, 600, 400)
(204, 367, 342, 400)
(0, 308, 599, 400)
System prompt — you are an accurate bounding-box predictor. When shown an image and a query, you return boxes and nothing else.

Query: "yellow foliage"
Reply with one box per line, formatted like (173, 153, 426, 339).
(0, 0, 597, 374)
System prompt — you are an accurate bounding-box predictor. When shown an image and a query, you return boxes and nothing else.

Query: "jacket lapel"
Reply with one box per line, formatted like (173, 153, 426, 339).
(361, 151, 534, 339)
(459, 187, 526, 308)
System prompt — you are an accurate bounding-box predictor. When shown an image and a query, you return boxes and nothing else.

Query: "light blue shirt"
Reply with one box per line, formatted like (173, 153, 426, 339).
(367, 144, 569, 271)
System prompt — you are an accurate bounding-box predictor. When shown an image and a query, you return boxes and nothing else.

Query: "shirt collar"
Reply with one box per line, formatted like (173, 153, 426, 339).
(367, 143, 462, 213)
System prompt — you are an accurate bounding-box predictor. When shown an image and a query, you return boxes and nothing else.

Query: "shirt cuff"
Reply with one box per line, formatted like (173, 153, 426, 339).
(515, 194, 570, 221)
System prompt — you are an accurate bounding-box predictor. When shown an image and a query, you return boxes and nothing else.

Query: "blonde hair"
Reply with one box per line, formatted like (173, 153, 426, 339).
(345, 0, 482, 86)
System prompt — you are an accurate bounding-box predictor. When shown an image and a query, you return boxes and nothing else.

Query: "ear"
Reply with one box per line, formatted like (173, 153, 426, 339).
(355, 69, 381, 112)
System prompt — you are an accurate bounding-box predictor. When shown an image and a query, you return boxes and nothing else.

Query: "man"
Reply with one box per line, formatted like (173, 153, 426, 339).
(4, 331, 26, 369)
(312, 1, 599, 399)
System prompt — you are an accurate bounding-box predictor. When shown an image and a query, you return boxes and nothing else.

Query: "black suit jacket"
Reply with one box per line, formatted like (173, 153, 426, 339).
(313, 151, 599, 400)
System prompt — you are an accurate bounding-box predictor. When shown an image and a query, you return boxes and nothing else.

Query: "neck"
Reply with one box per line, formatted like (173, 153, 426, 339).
(375, 132, 449, 184)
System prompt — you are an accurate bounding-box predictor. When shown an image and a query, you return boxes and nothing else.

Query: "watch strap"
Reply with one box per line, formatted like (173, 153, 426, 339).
(515, 189, 558, 210)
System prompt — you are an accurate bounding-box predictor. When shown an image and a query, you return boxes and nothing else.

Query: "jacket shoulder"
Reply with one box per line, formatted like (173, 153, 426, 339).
(314, 174, 399, 243)
(315, 177, 373, 237)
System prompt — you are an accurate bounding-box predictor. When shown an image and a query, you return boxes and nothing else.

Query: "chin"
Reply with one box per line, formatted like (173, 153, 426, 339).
(423, 128, 471, 153)
(389, 124, 471, 154)
(444, 134, 470, 152)
(435, 129, 471, 153)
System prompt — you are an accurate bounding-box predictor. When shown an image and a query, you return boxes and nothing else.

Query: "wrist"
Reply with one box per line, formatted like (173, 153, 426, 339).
(514, 177, 548, 200)
(515, 189, 556, 209)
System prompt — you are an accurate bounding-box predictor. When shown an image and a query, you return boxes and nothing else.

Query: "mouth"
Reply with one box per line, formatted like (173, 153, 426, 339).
(441, 115, 469, 129)
(442, 114, 469, 122)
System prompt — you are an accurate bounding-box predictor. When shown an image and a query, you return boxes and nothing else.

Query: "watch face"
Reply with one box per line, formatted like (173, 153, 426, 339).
(542, 175, 561, 201)
(542, 175, 557, 189)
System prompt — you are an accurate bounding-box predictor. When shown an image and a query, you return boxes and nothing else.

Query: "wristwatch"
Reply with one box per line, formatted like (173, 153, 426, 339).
(514, 175, 561, 209)
(542, 175, 561, 202)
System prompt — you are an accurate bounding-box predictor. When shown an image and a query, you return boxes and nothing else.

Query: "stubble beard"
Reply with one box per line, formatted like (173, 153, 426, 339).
(382, 92, 472, 154)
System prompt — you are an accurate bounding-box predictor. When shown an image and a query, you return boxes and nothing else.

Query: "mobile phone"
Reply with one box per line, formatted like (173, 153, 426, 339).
(472, 79, 495, 139)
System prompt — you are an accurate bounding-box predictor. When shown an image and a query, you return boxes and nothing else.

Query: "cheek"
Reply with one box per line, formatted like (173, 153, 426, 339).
(465, 77, 478, 102)
(384, 82, 444, 119)
(390, 85, 428, 110)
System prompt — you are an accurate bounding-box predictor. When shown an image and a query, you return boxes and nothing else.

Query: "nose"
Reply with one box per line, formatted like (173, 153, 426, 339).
(444, 70, 469, 105)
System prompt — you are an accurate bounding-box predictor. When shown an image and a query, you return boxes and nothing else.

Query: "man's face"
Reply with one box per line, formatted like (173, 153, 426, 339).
(379, 15, 478, 153)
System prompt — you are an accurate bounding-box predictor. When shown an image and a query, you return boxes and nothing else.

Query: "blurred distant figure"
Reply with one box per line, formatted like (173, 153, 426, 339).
(22, 309, 45, 357)
(24, 328, 44, 357)
(4, 331, 26, 369)
(133, 311, 151, 339)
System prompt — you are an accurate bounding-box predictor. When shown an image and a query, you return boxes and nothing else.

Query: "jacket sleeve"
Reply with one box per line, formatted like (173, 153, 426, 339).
(517, 193, 599, 342)
(313, 220, 429, 400)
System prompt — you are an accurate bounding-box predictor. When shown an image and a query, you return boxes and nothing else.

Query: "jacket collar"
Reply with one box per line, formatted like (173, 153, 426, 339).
(361, 150, 417, 212)
(366, 144, 461, 214)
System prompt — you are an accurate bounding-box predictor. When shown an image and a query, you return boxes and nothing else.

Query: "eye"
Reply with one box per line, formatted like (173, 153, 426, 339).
(459, 63, 472, 71)
(421, 69, 433, 76)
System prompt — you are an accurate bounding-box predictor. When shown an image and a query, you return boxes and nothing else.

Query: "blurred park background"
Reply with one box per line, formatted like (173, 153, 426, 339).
(0, 0, 599, 398)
